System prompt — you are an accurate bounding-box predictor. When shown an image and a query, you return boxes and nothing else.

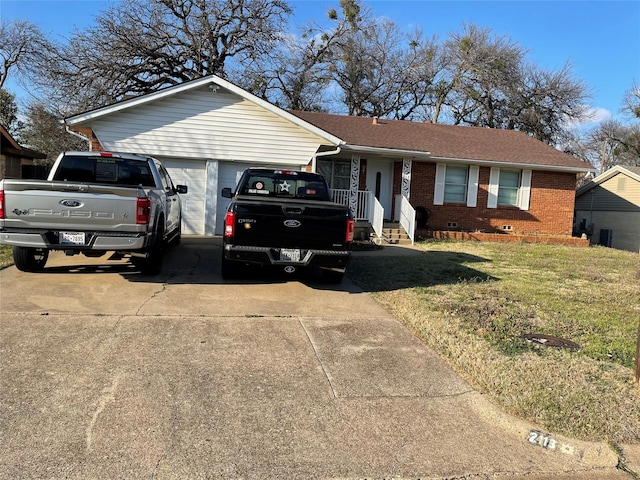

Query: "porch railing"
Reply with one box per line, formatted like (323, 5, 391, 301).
(330, 189, 371, 221)
(398, 195, 416, 245)
(370, 196, 384, 243)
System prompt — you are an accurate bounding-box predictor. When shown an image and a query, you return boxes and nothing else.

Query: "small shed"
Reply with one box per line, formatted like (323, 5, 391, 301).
(575, 165, 640, 253)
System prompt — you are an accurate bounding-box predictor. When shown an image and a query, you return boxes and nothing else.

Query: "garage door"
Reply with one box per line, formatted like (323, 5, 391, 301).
(163, 159, 206, 235)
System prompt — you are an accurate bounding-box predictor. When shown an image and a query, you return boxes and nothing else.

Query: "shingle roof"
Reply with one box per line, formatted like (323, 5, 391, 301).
(290, 110, 592, 171)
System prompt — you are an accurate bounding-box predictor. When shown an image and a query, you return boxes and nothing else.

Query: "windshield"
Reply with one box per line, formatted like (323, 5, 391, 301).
(239, 171, 331, 201)
(52, 155, 155, 187)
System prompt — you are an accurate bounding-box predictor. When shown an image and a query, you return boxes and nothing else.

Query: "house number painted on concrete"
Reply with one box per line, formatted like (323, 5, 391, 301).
(528, 430, 557, 450)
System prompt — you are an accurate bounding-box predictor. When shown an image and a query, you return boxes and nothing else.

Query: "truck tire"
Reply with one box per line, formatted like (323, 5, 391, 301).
(134, 220, 164, 275)
(13, 247, 49, 272)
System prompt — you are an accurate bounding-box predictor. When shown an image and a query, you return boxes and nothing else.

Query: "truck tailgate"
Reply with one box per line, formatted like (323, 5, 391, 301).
(1, 180, 144, 232)
(232, 197, 350, 249)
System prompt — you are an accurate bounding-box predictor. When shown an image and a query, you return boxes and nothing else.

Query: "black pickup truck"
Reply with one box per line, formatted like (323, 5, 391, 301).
(220, 168, 354, 282)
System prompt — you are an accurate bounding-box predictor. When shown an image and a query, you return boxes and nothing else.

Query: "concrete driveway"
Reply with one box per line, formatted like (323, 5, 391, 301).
(0, 238, 628, 479)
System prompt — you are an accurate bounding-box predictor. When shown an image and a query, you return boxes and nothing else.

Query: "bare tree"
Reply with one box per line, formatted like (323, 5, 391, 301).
(590, 120, 640, 171)
(0, 19, 54, 90)
(38, 0, 292, 113)
(622, 81, 640, 119)
(326, 3, 435, 119)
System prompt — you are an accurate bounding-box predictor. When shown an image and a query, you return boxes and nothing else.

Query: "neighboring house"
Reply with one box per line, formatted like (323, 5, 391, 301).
(65, 75, 593, 239)
(575, 165, 640, 253)
(0, 125, 47, 179)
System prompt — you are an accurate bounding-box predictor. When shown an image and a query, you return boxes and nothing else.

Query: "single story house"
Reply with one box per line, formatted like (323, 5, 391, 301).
(65, 75, 593, 240)
(0, 125, 47, 179)
(575, 165, 640, 253)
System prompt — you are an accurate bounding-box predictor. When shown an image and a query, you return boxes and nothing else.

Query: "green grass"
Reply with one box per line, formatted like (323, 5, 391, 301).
(0, 245, 13, 269)
(348, 241, 640, 446)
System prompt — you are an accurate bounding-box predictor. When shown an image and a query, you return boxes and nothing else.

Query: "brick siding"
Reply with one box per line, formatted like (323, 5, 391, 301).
(396, 161, 578, 236)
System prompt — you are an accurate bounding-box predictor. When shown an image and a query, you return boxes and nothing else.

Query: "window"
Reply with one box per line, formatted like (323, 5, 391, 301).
(51, 155, 155, 187)
(434, 164, 477, 206)
(443, 166, 468, 203)
(239, 171, 330, 200)
(317, 159, 350, 190)
(497, 170, 520, 206)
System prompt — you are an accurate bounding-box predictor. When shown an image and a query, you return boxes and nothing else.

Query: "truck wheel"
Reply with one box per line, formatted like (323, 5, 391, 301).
(13, 247, 49, 272)
(134, 221, 164, 275)
(322, 269, 345, 284)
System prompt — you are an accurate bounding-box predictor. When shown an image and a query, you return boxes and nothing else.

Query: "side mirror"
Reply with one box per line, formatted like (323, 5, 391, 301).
(221, 187, 233, 198)
(175, 185, 188, 194)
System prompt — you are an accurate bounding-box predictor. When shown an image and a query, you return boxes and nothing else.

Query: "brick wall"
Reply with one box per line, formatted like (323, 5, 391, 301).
(90, 131, 104, 152)
(399, 161, 578, 236)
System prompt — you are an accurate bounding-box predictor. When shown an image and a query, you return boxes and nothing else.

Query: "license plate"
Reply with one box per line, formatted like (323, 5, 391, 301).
(280, 248, 301, 262)
(60, 232, 85, 245)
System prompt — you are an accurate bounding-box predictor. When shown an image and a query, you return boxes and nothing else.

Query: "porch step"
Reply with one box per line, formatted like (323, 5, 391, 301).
(380, 225, 412, 245)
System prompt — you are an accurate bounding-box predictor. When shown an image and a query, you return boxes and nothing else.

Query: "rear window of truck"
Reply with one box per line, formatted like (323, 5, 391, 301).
(52, 156, 155, 187)
(240, 171, 331, 201)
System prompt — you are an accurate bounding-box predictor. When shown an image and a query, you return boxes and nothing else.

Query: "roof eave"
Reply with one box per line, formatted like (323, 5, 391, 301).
(341, 144, 432, 159)
(430, 155, 595, 173)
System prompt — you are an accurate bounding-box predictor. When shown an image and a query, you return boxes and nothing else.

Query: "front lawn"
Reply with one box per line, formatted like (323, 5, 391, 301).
(348, 241, 640, 446)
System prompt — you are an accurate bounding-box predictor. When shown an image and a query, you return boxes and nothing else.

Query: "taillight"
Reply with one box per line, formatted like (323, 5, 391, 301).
(136, 196, 151, 224)
(346, 218, 354, 243)
(224, 211, 236, 238)
(0, 190, 4, 219)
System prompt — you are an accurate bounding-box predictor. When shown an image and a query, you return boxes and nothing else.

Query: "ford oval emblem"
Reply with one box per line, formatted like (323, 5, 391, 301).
(284, 219, 301, 228)
(60, 199, 82, 208)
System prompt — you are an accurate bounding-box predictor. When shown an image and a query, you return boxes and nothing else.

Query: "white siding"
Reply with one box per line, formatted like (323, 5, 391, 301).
(91, 85, 326, 166)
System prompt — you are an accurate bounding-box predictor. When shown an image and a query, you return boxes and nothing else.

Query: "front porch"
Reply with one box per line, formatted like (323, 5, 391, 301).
(331, 188, 415, 245)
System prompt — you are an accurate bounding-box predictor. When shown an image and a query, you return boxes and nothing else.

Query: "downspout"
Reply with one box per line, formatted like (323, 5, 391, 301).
(64, 123, 91, 149)
(311, 146, 341, 173)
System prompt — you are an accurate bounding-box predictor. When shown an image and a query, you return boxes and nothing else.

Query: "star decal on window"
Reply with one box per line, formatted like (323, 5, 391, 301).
(279, 180, 291, 193)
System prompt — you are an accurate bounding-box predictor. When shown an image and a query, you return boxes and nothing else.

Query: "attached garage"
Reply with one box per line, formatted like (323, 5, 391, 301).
(65, 75, 342, 237)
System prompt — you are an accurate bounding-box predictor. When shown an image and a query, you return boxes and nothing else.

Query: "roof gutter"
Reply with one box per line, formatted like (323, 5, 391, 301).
(64, 122, 91, 149)
(430, 155, 596, 174)
(340, 144, 431, 160)
(311, 146, 341, 172)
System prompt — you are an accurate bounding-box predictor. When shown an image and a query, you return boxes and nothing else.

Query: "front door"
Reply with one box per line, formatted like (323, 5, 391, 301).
(366, 159, 393, 220)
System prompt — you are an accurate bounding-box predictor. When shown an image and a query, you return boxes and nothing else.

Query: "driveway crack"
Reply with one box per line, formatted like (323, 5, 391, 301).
(298, 317, 337, 399)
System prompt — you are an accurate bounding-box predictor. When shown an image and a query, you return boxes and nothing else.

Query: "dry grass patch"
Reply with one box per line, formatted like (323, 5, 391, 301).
(0, 245, 13, 270)
(348, 241, 640, 446)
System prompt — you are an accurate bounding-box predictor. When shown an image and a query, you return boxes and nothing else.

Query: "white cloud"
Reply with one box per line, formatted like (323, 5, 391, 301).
(565, 105, 612, 130)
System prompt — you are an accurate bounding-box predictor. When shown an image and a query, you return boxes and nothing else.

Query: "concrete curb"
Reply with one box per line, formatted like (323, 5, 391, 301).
(465, 392, 620, 469)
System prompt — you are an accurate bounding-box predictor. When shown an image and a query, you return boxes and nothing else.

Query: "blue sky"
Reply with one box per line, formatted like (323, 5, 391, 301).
(2, 0, 639, 126)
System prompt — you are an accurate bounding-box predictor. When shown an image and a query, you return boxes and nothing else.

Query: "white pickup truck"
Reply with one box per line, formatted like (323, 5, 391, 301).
(0, 151, 187, 275)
